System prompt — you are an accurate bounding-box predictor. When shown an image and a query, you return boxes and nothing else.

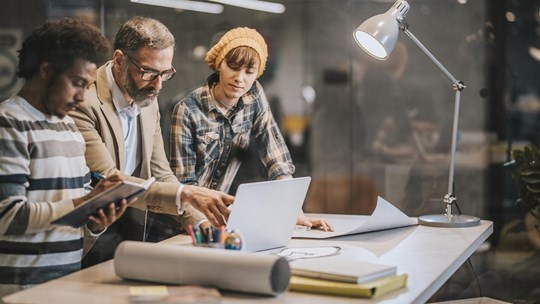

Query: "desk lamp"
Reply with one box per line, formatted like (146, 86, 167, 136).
(353, 0, 480, 227)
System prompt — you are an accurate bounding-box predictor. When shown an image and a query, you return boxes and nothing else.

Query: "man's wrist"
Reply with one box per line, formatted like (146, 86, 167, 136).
(85, 224, 107, 237)
(176, 183, 186, 215)
(196, 219, 209, 229)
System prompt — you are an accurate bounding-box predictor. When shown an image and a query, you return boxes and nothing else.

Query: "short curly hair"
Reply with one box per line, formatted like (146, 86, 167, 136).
(17, 18, 110, 79)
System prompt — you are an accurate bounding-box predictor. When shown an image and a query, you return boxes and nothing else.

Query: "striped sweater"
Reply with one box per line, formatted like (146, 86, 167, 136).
(0, 96, 90, 299)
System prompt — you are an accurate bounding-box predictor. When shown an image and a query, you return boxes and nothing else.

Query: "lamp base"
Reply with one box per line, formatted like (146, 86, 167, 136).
(418, 214, 481, 228)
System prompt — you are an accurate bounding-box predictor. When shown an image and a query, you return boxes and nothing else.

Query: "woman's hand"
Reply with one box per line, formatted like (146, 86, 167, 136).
(296, 212, 334, 232)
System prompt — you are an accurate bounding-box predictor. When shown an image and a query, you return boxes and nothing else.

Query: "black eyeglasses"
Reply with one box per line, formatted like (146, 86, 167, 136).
(126, 55, 176, 82)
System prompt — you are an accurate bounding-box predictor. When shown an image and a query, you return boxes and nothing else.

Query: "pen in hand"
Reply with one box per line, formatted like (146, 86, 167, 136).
(91, 171, 106, 180)
(90, 172, 106, 187)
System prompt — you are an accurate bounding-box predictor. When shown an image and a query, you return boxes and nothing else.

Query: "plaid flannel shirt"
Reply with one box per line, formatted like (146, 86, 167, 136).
(170, 73, 295, 193)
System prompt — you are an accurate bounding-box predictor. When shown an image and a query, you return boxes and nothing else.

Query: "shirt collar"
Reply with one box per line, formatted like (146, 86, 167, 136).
(106, 62, 141, 117)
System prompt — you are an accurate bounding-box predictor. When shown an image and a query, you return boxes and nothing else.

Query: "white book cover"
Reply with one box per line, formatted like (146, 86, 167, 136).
(293, 196, 417, 239)
(291, 258, 397, 284)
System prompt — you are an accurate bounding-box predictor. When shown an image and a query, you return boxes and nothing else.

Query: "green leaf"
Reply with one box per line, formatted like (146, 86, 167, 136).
(513, 152, 524, 163)
(524, 146, 533, 161)
(525, 183, 540, 194)
(522, 176, 540, 184)
(518, 170, 539, 176)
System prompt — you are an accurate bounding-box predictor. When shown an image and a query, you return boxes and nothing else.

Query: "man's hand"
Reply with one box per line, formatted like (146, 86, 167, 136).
(73, 174, 136, 233)
(182, 185, 234, 227)
(86, 198, 134, 233)
(73, 174, 124, 207)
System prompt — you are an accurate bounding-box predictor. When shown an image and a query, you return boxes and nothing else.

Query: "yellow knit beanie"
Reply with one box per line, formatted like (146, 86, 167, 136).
(205, 27, 268, 77)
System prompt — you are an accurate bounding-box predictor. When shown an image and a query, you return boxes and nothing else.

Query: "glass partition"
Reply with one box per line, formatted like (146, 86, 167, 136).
(1, 0, 539, 302)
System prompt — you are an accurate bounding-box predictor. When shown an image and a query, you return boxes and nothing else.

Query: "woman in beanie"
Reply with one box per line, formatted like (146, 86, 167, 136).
(170, 27, 332, 231)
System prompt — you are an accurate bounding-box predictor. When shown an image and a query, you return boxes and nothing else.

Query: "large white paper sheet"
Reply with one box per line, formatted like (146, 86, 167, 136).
(293, 196, 417, 239)
(114, 241, 290, 296)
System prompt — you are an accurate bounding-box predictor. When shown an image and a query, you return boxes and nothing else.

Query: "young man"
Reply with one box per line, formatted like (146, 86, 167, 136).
(69, 17, 234, 262)
(0, 18, 130, 299)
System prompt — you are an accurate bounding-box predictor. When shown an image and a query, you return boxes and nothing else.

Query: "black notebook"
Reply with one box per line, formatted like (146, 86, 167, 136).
(51, 177, 155, 228)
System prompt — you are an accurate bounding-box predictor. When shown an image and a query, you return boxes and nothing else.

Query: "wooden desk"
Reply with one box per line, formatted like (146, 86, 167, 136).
(3, 221, 492, 304)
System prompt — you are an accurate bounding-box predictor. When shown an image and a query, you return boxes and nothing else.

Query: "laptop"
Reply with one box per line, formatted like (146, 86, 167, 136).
(226, 177, 311, 252)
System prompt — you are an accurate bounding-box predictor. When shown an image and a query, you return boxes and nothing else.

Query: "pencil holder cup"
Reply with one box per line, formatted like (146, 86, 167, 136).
(192, 227, 243, 251)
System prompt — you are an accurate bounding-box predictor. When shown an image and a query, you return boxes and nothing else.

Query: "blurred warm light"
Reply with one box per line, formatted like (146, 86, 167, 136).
(192, 45, 207, 60)
(528, 46, 540, 61)
(505, 11, 516, 22)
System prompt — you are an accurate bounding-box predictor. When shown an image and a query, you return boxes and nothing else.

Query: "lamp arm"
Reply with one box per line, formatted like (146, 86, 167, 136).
(401, 26, 464, 89)
(401, 24, 465, 218)
(446, 90, 461, 212)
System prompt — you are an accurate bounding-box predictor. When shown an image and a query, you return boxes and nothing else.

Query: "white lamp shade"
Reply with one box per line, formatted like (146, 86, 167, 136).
(353, 0, 410, 60)
(354, 13, 399, 60)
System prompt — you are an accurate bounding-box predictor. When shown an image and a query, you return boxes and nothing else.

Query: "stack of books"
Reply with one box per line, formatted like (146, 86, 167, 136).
(289, 259, 407, 298)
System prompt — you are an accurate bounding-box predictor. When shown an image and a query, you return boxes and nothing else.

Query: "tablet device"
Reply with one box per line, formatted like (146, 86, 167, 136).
(51, 177, 155, 228)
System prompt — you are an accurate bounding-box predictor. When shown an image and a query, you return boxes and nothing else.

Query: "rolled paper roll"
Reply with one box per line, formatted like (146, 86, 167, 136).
(114, 241, 290, 296)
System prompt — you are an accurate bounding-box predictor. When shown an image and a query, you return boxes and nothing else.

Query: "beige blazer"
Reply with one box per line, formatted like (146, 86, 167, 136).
(70, 62, 204, 227)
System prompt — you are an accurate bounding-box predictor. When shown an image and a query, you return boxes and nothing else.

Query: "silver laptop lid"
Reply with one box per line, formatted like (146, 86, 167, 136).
(226, 177, 311, 252)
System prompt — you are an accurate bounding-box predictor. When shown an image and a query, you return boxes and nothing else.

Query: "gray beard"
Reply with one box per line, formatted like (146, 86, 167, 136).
(132, 96, 154, 108)
(123, 70, 157, 108)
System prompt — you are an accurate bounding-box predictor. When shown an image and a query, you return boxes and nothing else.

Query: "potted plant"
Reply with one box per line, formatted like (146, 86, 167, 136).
(512, 144, 540, 248)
